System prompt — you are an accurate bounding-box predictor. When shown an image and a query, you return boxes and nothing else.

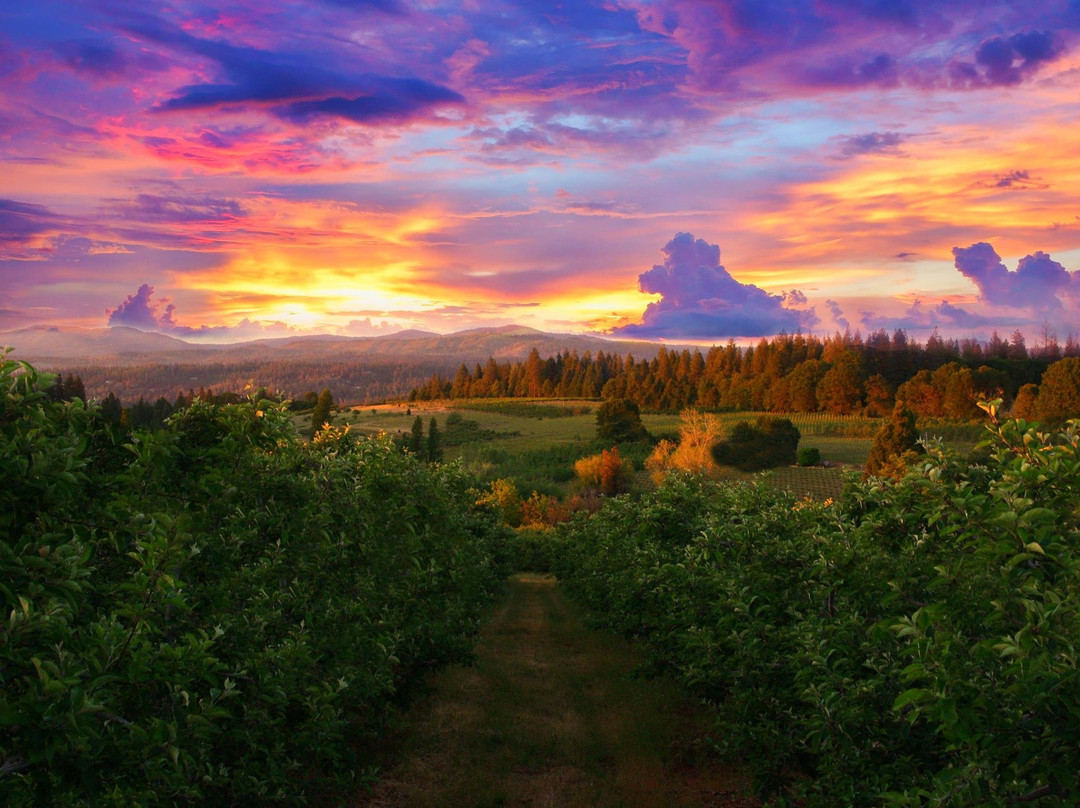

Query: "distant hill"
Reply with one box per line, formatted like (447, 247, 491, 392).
(2, 325, 672, 365)
(1, 325, 206, 360)
(0, 324, 681, 404)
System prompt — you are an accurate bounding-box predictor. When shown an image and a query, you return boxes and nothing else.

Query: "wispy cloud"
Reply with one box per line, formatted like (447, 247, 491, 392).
(2, 0, 1080, 339)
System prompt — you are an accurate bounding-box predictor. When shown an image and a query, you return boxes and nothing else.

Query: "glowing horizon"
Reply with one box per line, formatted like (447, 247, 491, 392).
(3, 1, 1080, 344)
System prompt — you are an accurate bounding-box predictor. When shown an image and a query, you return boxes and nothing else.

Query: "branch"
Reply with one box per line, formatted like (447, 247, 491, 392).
(0, 756, 30, 777)
(1010, 784, 1059, 805)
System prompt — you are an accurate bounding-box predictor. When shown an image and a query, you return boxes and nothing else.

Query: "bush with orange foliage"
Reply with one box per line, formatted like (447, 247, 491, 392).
(574, 446, 633, 496)
(645, 408, 725, 484)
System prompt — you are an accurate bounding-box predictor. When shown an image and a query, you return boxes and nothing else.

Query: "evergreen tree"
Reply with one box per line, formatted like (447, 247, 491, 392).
(865, 403, 923, 478)
(408, 415, 424, 454)
(309, 388, 334, 437)
(1011, 383, 1039, 420)
(46, 373, 66, 402)
(711, 416, 800, 471)
(100, 391, 123, 425)
(152, 396, 174, 429)
(128, 397, 155, 430)
(427, 416, 443, 462)
(596, 397, 648, 443)
(66, 374, 86, 402)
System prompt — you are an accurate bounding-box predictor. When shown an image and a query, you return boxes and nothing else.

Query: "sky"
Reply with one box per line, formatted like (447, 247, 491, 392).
(2, 0, 1080, 344)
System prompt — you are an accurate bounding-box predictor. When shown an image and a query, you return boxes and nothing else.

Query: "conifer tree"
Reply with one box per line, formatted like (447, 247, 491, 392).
(595, 397, 648, 443)
(408, 415, 424, 454)
(100, 391, 123, 425)
(66, 373, 86, 402)
(865, 403, 923, 478)
(309, 388, 333, 437)
(427, 416, 443, 462)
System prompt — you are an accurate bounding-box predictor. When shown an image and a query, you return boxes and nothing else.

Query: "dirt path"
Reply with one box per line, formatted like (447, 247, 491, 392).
(354, 574, 757, 808)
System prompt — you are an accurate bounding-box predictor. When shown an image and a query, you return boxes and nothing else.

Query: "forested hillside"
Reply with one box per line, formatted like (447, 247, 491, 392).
(0, 353, 507, 807)
(2, 325, 671, 406)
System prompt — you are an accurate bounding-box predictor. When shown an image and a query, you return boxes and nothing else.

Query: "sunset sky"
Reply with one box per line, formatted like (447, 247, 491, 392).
(2, 0, 1079, 343)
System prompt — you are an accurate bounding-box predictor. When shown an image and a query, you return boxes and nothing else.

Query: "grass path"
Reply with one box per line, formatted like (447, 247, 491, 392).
(354, 574, 757, 808)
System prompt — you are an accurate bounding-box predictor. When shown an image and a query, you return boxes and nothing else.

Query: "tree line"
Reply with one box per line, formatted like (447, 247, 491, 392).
(408, 329, 1080, 419)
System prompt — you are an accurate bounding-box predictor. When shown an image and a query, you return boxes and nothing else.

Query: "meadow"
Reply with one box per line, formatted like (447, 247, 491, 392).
(329, 399, 951, 502)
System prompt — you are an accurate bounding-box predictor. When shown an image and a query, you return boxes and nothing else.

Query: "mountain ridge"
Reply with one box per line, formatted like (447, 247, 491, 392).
(1, 324, 682, 364)
(0, 324, 691, 403)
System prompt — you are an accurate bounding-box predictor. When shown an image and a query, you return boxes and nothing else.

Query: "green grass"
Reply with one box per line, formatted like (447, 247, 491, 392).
(760, 466, 848, 501)
(452, 398, 596, 419)
(354, 575, 756, 808)
(335, 400, 980, 501)
(804, 436, 874, 467)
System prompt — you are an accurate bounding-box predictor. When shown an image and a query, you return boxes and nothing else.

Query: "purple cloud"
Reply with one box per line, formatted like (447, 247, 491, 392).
(837, 131, 909, 158)
(278, 79, 462, 125)
(104, 193, 246, 224)
(106, 283, 167, 330)
(613, 232, 817, 339)
(826, 299, 850, 331)
(976, 170, 1048, 191)
(953, 242, 1080, 311)
(0, 199, 56, 244)
(122, 16, 463, 126)
(105, 283, 293, 341)
(53, 40, 129, 78)
(859, 298, 1023, 333)
(642, 1, 1072, 99)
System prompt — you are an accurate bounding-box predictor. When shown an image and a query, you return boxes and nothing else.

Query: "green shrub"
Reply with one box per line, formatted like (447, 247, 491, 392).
(505, 528, 554, 572)
(711, 416, 800, 470)
(552, 408, 1080, 806)
(797, 446, 821, 466)
(0, 354, 506, 807)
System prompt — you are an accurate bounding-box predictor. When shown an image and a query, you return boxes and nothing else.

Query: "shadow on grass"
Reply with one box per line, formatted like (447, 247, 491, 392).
(355, 575, 757, 808)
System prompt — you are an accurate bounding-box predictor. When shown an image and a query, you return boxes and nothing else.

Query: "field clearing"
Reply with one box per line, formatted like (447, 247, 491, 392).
(328, 400, 979, 500)
(341, 400, 596, 448)
(760, 466, 848, 501)
(805, 436, 873, 467)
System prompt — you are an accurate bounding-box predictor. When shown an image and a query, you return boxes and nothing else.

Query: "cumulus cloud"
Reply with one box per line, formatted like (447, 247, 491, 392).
(612, 232, 817, 339)
(106, 284, 292, 342)
(106, 283, 166, 330)
(825, 299, 850, 331)
(859, 298, 1022, 333)
(341, 317, 407, 336)
(953, 242, 1080, 311)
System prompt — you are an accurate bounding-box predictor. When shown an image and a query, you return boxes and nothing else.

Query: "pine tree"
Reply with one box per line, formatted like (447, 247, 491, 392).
(309, 388, 334, 437)
(427, 416, 443, 462)
(408, 415, 424, 454)
(66, 374, 86, 402)
(100, 391, 123, 425)
(865, 403, 923, 478)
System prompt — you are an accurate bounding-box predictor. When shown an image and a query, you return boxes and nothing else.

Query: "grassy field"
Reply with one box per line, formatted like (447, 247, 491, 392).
(330, 399, 977, 502)
(354, 575, 757, 808)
